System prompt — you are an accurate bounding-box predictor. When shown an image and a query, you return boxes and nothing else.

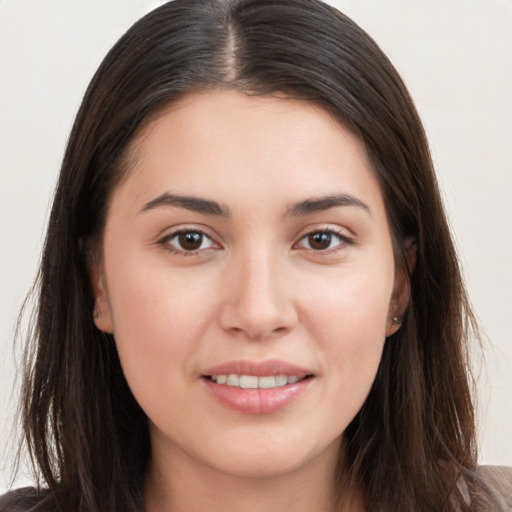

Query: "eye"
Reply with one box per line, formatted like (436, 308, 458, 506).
(296, 230, 349, 251)
(161, 230, 217, 253)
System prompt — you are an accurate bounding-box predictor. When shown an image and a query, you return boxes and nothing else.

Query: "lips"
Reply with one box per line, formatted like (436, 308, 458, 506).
(201, 360, 314, 414)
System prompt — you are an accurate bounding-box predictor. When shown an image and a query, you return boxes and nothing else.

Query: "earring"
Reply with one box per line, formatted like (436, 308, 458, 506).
(393, 316, 399, 324)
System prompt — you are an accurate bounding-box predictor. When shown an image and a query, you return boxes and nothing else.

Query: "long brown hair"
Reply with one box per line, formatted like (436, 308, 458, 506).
(9, 0, 481, 510)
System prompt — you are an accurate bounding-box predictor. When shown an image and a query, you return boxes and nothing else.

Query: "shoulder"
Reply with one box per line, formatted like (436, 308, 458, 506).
(464, 465, 512, 510)
(0, 487, 54, 512)
(477, 466, 512, 505)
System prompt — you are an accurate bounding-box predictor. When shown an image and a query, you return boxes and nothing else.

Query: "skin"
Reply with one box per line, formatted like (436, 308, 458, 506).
(92, 90, 409, 512)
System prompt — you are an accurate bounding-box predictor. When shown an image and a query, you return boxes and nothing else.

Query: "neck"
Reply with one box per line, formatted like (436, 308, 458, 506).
(143, 435, 363, 512)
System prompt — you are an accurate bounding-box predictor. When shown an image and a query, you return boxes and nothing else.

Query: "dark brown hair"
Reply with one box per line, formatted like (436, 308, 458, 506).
(9, 0, 482, 510)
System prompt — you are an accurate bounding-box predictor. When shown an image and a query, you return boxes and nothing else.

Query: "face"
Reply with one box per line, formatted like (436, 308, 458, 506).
(93, 90, 406, 479)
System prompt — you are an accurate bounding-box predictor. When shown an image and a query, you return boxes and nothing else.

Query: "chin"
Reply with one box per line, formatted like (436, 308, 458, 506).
(208, 453, 312, 479)
(199, 430, 342, 480)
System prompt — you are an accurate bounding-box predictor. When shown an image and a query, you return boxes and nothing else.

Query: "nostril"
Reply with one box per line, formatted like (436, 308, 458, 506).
(218, 289, 298, 340)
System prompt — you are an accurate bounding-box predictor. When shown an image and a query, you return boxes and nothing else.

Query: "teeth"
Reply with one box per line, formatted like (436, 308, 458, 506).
(239, 375, 258, 389)
(258, 376, 276, 389)
(210, 374, 304, 389)
(275, 375, 288, 386)
(226, 374, 239, 386)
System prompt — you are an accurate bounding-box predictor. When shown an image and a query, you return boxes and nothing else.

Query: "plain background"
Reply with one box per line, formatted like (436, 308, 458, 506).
(1, 0, 511, 492)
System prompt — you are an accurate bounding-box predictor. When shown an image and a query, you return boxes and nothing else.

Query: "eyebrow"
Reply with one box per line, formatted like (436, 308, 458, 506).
(140, 193, 231, 217)
(285, 193, 371, 217)
(139, 192, 370, 218)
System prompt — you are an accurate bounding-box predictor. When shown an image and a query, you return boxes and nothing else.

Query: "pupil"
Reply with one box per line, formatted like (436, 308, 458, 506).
(309, 232, 331, 250)
(178, 232, 202, 250)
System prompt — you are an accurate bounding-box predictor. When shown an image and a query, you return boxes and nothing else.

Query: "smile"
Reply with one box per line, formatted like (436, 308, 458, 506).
(201, 360, 315, 414)
(209, 374, 302, 389)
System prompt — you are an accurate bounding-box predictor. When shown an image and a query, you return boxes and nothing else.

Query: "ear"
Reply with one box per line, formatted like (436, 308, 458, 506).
(386, 237, 417, 337)
(90, 256, 114, 334)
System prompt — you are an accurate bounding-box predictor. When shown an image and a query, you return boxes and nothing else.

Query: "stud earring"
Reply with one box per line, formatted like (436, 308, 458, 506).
(392, 317, 399, 324)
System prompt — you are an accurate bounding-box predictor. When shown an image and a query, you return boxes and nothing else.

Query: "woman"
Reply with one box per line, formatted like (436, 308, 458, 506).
(1, 0, 510, 510)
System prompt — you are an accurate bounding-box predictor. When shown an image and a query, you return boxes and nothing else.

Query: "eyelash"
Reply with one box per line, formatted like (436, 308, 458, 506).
(158, 228, 218, 256)
(158, 227, 353, 256)
(294, 228, 353, 254)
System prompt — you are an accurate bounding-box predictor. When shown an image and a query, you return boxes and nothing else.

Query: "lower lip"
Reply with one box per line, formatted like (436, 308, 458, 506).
(202, 377, 313, 414)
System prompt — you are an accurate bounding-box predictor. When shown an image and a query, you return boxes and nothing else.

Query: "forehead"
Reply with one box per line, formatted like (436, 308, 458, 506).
(111, 89, 385, 218)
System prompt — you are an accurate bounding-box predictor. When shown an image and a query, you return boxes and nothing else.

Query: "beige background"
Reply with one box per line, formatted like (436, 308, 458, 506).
(1, 0, 511, 491)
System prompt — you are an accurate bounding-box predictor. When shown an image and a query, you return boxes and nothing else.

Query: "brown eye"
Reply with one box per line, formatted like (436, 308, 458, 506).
(297, 230, 348, 251)
(308, 232, 333, 250)
(178, 232, 203, 250)
(164, 230, 215, 253)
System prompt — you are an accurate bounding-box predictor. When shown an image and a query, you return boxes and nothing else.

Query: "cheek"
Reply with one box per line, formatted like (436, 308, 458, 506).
(104, 238, 218, 338)
(303, 261, 394, 342)
(301, 263, 393, 403)
(102, 255, 218, 409)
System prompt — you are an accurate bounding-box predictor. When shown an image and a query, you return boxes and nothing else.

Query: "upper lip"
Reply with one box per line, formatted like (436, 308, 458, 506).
(202, 359, 313, 378)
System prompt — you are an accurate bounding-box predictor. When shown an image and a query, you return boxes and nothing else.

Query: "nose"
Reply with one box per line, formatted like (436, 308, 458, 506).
(218, 248, 298, 340)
